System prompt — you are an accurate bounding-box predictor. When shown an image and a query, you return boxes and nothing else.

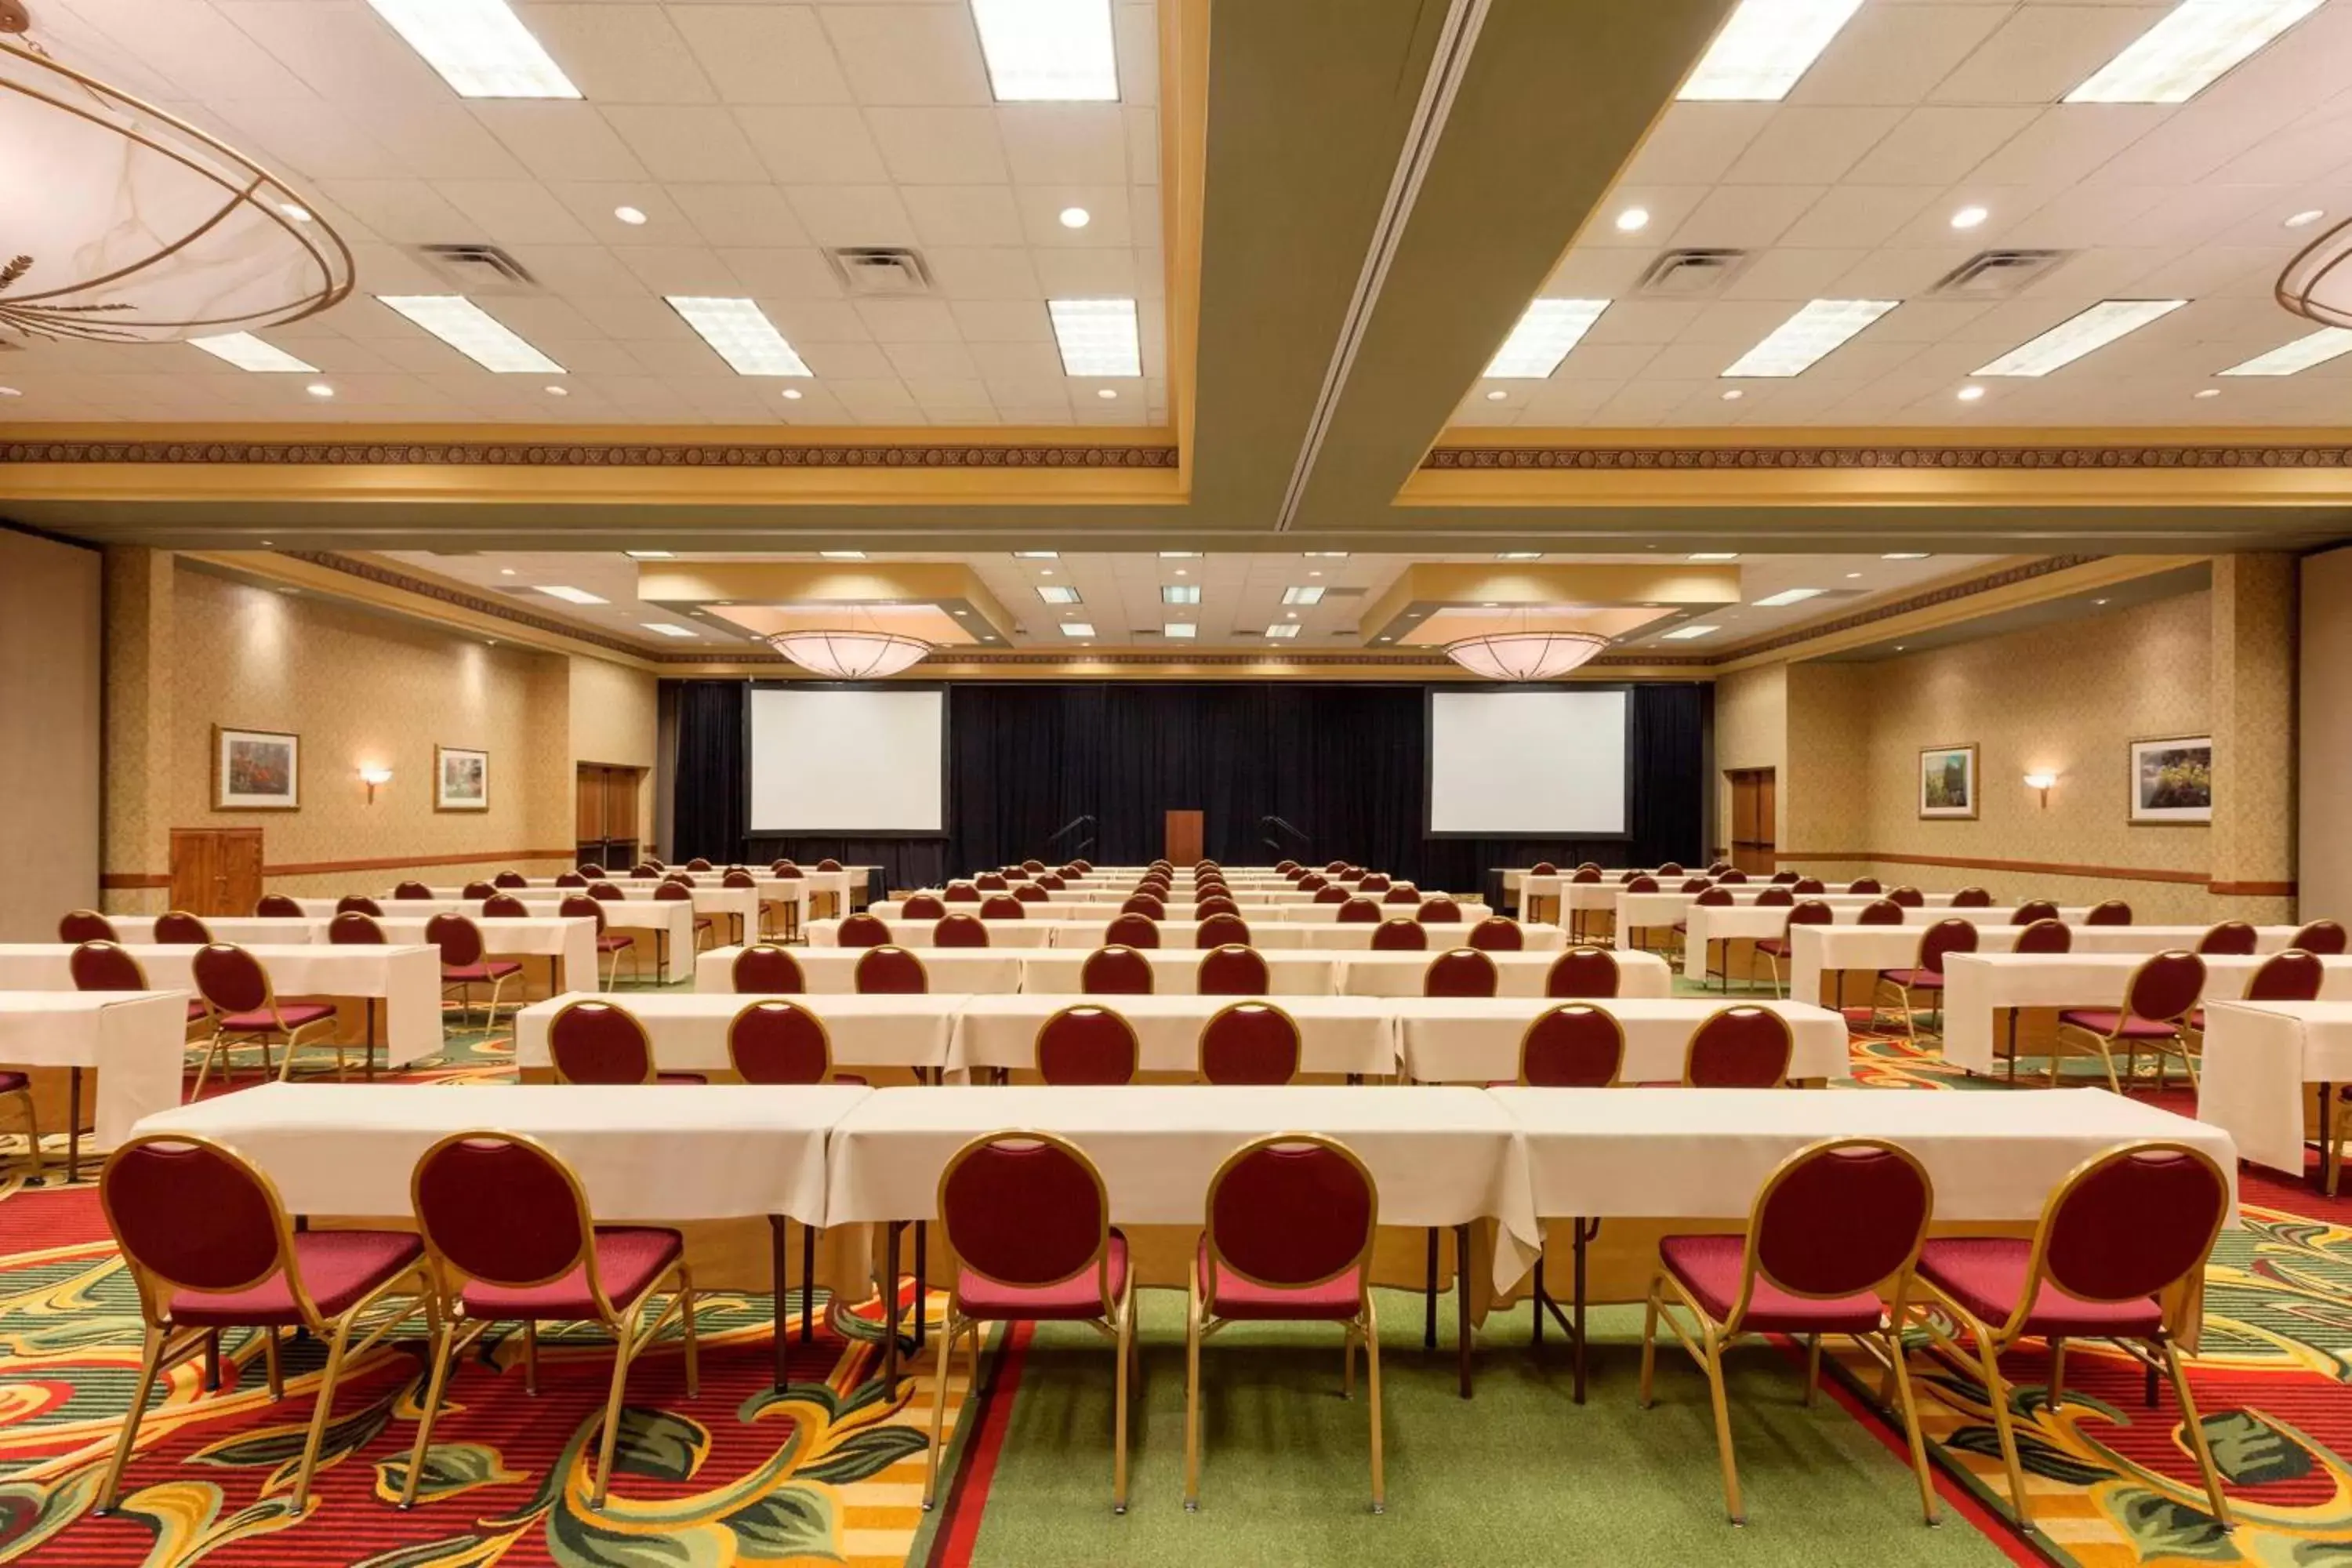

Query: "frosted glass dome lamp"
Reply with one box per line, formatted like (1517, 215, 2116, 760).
(1443, 611, 1611, 681)
(764, 626, 934, 680)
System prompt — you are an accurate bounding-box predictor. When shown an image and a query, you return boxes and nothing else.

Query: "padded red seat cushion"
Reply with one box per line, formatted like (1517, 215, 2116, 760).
(217, 1002, 337, 1031)
(1195, 1236, 1360, 1321)
(956, 1231, 1128, 1322)
(0, 1072, 27, 1094)
(170, 1229, 423, 1327)
(441, 961, 523, 982)
(2056, 1010, 2180, 1040)
(461, 1227, 684, 1319)
(1917, 1237, 2162, 1337)
(1659, 1234, 1886, 1334)
(186, 1000, 210, 1023)
(1754, 938, 1791, 957)
(656, 1072, 707, 1084)
(1877, 968, 1946, 989)
(596, 935, 633, 953)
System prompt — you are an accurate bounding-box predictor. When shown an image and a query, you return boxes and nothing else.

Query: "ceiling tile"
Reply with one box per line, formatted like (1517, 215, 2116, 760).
(1722, 107, 1905, 185)
(903, 185, 1029, 247)
(473, 103, 652, 183)
(866, 107, 1012, 182)
(1787, 4, 2008, 107)
(1623, 103, 1779, 187)
(602, 106, 771, 183)
(436, 180, 601, 246)
(313, 180, 475, 244)
(611, 244, 747, 294)
(998, 105, 1129, 184)
(952, 301, 1055, 343)
(970, 339, 1066, 378)
(670, 184, 814, 249)
(887, 340, 984, 379)
(516, 5, 714, 103)
(797, 341, 895, 378)
(669, 5, 853, 104)
(924, 246, 1046, 298)
(782, 184, 920, 245)
(1031, 247, 1140, 295)
(1928, 7, 2170, 107)
(712, 247, 848, 297)
(1962, 106, 2169, 193)
(1777, 184, 1942, 248)
(68, 0, 310, 100)
(1846, 107, 2036, 185)
(1016, 184, 1134, 245)
(1671, 185, 1827, 249)
(1720, 246, 1872, 299)
(210, 99, 408, 182)
(760, 299, 874, 342)
(818, 5, 993, 105)
(854, 299, 962, 342)
(735, 107, 891, 183)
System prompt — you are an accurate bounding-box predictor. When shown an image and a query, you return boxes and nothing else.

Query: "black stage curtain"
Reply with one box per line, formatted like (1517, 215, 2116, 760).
(670, 681, 1708, 887)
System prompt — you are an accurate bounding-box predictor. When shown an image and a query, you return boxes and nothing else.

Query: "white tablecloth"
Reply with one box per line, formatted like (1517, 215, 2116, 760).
(514, 991, 968, 1076)
(129, 1082, 862, 1224)
(1334, 950, 1673, 998)
(1392, 998, 1849, 1084)
(2196, 1000, 2352, 1174)
(291, 899, 698, 982)
(108, 915, 325, 947)
(109, 914, 598, 991)
(1495, 1087, 2237, 1222)
(0, 990, 191, 1147)
(695, 946, 1025, 995)
(1015, 949, 1336, 995)
(946, 995, 1396, 1079)
(0, 943, 445, 1066)
(1941, 953, 2352, 1073)
(1780, 922, 2293, 1005)
(823, 1085, 1539, 1290)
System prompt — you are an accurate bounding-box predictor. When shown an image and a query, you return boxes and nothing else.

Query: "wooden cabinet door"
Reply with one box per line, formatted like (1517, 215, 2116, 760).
(576, 766, 607, 842)
(605, 770, 640, 846)
(171, 828, 264, 915)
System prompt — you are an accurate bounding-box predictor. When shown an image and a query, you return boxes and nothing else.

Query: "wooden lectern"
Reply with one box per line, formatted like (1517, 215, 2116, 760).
(1164, 809, 1203, 864)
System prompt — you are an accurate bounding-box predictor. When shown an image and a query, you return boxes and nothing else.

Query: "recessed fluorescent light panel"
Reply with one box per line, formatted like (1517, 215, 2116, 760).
(1037, 585, 1083, 604)
(2067, 0, 2322, 103)
(1882, 553, 1931, 561)
(2219, 326, 2352, 376)
(1163, 622, 1197, 639)
(362, 0, 579, 98)
(1495, 552, 1544, 561)
(1722, 299, 1897, 377)
(1264, 623, 1301, 639)
(1753, 588, 1824, 608)
(1047, 298, 1141, 376)
(1302, 552, 1350, 559)
(1059, 622, 1096, 637)
(535, 585, 607, 604)
(1281, 586, 1325, 605)
(1973, 300, 2187, 377)
(1689, 552, 1740, 561)
(641, 622, 697, 638)
(1679, 0, 1865, 100)
(665, 297, 811, 376)
(377, 296, 562, 373)
(1162, 584, 1201, 604)
(189, 333, 318, 372)
(624, 550, 674, 560)
(1012, 551, 1060, 560)
(1662, 624, 1721, 640)
(1484, 299, 1609, 378)
(970, 0, 1120, 102)
(1159, 551, 1202, 558)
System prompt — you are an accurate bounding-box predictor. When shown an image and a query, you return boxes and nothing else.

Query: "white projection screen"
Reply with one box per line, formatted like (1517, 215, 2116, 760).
(1426, 688, 1630, 837)
(748, 686, 946, 835)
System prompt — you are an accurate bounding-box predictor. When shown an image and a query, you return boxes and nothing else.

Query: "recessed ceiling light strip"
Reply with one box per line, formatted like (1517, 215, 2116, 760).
(1272, 0, 1494, 533)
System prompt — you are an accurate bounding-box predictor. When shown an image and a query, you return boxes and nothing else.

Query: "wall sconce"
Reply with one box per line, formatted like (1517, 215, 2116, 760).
(2023, 771, 2057, 808)
(359, 764, 393, 804)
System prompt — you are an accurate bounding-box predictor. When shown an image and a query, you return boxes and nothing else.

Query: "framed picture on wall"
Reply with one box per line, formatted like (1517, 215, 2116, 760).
(213, 726, 300, 810)
(1918, 743, 1978, 819)
(435, 746, 489, 811)
(2130, 735, 2212, 824)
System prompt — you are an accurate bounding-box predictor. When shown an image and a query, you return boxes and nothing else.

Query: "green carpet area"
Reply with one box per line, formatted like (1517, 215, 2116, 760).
(934, 1291, 2016, 1567)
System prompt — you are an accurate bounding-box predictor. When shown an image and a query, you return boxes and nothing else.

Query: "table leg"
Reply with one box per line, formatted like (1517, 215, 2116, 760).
(883, 1220, 903, 1398)
(1455, 1222, 1474, 1399)
(2321, 1083, 2336, 1196)
(67, 1069, 82, 1184)
(802, 1225, 817, 1343)
(768, 1215, 789, 1389)
(203, 1330, 220, 1392)
(1423, 1228, 1439, 1350)
(1573, 1218, 1592, 1406)
(365, 1000, 377, 1083)
(913, 1221, 927, 1351)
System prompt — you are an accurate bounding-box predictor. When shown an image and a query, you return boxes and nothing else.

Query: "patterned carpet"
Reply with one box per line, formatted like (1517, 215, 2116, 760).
(0, 995, 2347, 1565)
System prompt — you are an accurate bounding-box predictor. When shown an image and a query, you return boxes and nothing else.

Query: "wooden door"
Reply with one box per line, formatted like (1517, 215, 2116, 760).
(170, 828, 263, 916)
(1725, 769, 1777, 875)
(605, 770, 640, 847)
(575, 766, 606, 844)
(1164, 809, 1203, 864)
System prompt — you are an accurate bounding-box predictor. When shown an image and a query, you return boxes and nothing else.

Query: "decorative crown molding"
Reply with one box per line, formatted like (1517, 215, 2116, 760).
(1421, 442, 2352, 471)
(1717, 554, 2107, 660)
(3, 439, 1180, 470)
(284, 550, 655, 659)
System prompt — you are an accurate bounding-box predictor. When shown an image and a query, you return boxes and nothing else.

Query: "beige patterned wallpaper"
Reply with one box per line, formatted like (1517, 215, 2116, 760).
(1711, 663, 1785, 850)
(2303, 549, 2352, 922)
(571, 651, 659, 844)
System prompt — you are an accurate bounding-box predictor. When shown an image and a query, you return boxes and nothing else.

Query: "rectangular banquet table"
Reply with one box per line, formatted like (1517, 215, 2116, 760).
(1781, 923, 2307, 1008)
(945, 994, 1396, 1079)
(2194, 1000, 2352, 1180)
(1014, 948, 1336, 995)
(0, 943, 444, 1066)
(1392, 997, 1849, 1083)
(514, 992, 969, 1077)
(1335, 949, 1673, 998)
(1941, 953, 2352, 1074)
(695, 946, 1024, 995)
(808, 917, 1055, 949)
(296, 898, 698, 982)
(107, 913, 599, 992)
(0, 989, 191, 1171)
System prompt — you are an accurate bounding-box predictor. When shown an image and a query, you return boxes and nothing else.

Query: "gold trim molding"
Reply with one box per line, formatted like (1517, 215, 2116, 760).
(3, 439, 1180, 470)
(1422, 442, 2352, 471)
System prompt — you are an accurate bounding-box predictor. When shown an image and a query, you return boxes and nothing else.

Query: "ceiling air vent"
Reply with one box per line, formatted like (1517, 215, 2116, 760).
(1635, 249, 1752, 298)
(826, 247, 935, 297)
(1930, 249, 2070, 298)
(403, 243, 539, 295)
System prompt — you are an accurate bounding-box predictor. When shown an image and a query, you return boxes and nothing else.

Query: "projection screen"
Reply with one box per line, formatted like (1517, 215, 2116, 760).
(1426, 688, 1630, 837)
(748, 685, 946, 835)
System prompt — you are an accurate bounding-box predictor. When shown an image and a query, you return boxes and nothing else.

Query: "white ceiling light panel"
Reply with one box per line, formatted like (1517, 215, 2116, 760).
(1721, 299, 1898, 378)
(1678, 0, 1865, 101)
(971, 0, 1121, 102)
(2067, 0, 2323, 104)
(666, 298, 812, 376)
(362, 0, 579, 98)
(2218, 327, 2352, 376)
(1483, 299, 1609, 378)
(188, 333, 319, 372)
(1972, 300, 2187, 377)
(377, 296, 563, 373)
(1047, 299, 1142, 376)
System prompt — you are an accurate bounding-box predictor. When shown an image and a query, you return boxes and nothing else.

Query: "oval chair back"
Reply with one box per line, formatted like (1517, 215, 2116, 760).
(685, 858, 714, 872)
(1529, 861, 1558, 877)
(630, 863, 661, 878)
(1121, 894, 1167, 919)
(1951, 887, 1993, 907)
(943, 883, 982, 904)
(1203, 1135, 1375, 1306)
(723, 869, 757, 891)
(462, 880, 497, 900)
(981, 895, 1025, 921)
(191, 943, 270, 1017)
(902, 895, 948, 919)
(555, 872, 588, 888)
(1324, 860, 1349, 873)
(1081, 945, 1155, 996)
(1694, 887, 1734, 909)
(1888, 886, 1925, 909)
(1717, 869, 1749, 885)
(854, 946, 928, 994)
(481, 892, 529, 918)
(1035, 873, 1065, 892)
(1744, 1140, 1932, 1319)
(254, 893, 303, 918)
(1312, 884, 1348, 904)
(1014, 883, 1049, 903)
(1382, 885, 1421, 907)
(2122, 951, 2205, 1025)
(1770, 871, 1800, 884)
(59, 909, 117, 943)
(1194, 895, 1240, 919)
(1337, 898, 1381, 924)
(1857, 898, 1904, 926)
(1023, 859, 1047, 873)
(653, 880, 693, 905)
(1545, 947, 1621, 998)
(558, 895, 604, 925)
(548, 1000, 655, 1083)
(336, 895, 383, 917)
(2028, 1142, 2227, 1327)
(71, 939, 148, 991)
(836, 913, 892, 948)
(102, 1134, 293, 1307)
(1916, 917, 1980, 978)
(1417, 897, 1462, 924)
(2086, 900, 2132, 926)
(1657, 863, 1686, 877)
(411, 1133, 593, 1298)
(590, 882, 626, 902)
(424, 912, 486, 968)
(1197, 944, 1269, 996)
(2015, 919, 2072, 954)
(938, 1133, 1113, 1311)
(933, 913, 991, 948)
(1200, 1002, 1298, 1082)
(328, 911, 386, 944)
(492, 871, 528, 890)
(2248, 949, 2326, 1001)
(1196, 913, 1252, 949)
(1754, 887, 1794, 908)
(975, 873, 1008, 892)
(1037, 1005, 1140, 1084)
(2290, 920, 2347, 955)
(1626, 876, 1660, 894)
(1424, 948, 1497, 997)
(2196, 921, 2257, 956)
(1468, 916, 1522, 951)
(817, 858, 844, 873)
(1791, 878, 1825, 895)
(732, 944, 805, 993)
(1357, 873, 1392, 892)
(2011, 899, 2060, 925)
(1686, 1006, 1793, 1087)
(1846, 879, 1882, 895)
(1570, 867, 1601, 884)
(394, 881, 433, 900)
(1104, 913, 1160, 949)
(729, 1000, 831, 1082)
(1679, 878, 1713, 895)
(154, 911, 212, 944)
(1371, 918, 1426, 952)
(579, 863, 608, 879)
(1520, 1004, 1624, 1086)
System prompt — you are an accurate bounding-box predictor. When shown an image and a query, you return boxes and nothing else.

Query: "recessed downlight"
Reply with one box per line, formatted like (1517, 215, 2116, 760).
(1614, 208, 1650, 232)
(614, 205, 648, 225)
(2285, 209, 2326, 228)
(1950, 205, 1988, 230)
(1956, 384, 1985, 401)
(1058, 206, 1091, 229)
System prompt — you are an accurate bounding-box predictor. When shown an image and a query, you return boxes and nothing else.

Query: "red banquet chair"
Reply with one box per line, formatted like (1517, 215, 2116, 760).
(1358, 873, 1392, 892)
(1911, 1142, 2233, 1535)
(1312, 884, 1348, 905)
(1338, 898, 1381, 924)
(1325, 860, 1350, 874)
(1082, 945, 1156, 996)
(2292, 919, 2347, 954)
(1529, 861, 1559, 877)
(1887, 885, 1926, 909)
(855, 946, 929, 994)
(555, 871, 589, 889)
(1546, 946, 1621, 999)
(686, 857, 714, 872)
(1753, 886, 1793, 908)
(933, 913, 991, 948)
(1122, 894, 1167, 920)
(1194, 895, 1240, 920)
(74, 935, 209, 1033)
(975, 873, 1008, 891)
(254, 893, 304, 918)
(401, 1131, 699, 1511)
(561, 895, 639, 987)
(1037, 1005, 1140, 1085)
(96, 1134, 436, 1515)
(1023, 859, 1047, 874)
(1035, 873, 1066, 892)
(1468, 916, 1523, 951)
(1769, 871, 1800, 885)
(730, 998, 864, 1088)
(154, 910, 212, 944)
(924, 1132, 1134, 1511)
(394, 880, 434, 900)
(1846, 878, 1881, 895)
(1417, 897, 1462, 924)
(836, 913, 893, 948)
(191, 942, 341, 1093)
(1873, 917, 1978, 1044)
(2052, 950, 2203, 1093)
(901, 894, 948, 920)
(1186, 1134, 1383, 1512)
(981, 895, 1025, 921)
(1951, 886, 1993, 907)
(731, 943, 805, 993)
(1300, 874, 1330, 892)
(548, 998, 705, 1084)
(1640, 1138, 1939, 1527)
(655, 879, 719, 953)
(2011, 899, 2061, 925)
(328, 910, 386, 945)
(426, 911, 523, 1031)
(1200, 1001, 1298, 1083)
(2085, 899, 2133, 926)
(1103, 913, 1160, 949)
(492, 870, 528, 889)
(1195, 913, 1252, 949)
(60, 909, 118, 943)
(1371, 918, 1427, 952)
(1685, 1006, 1793, 1087)
(1014, 883, 1049, 903)
(1755, 900, 1833, 999)
(1857, 898, 1904, 926)
(2191, 948, 2325, 1080)
(481, 892, 530, 918)
(1521, 1004, 1624, 1087)
(1197, 944, 1269, 996)
(2196, 920, 2258, 956)
(589, 881, 626, 902)
(1424, 947, 1497, 997)
(1382, 887, 1421, 906)
(1791, 878, 1825, 896)
(943, 882, 982, 904)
